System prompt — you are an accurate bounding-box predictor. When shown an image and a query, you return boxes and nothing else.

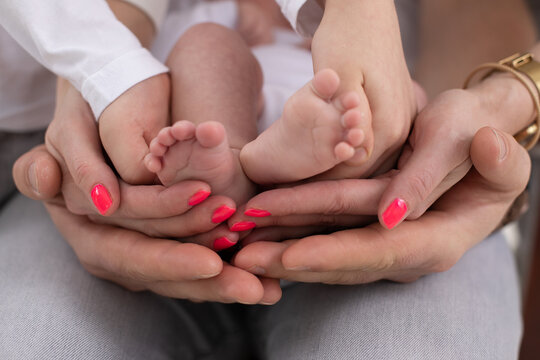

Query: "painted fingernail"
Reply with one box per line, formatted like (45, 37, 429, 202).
(230, 221, 256, 232)
(188, 190, 211, 206)
(244, 208, 271, 217)
(91, 184, 112, 215)
(382, 198, 407, 229)
(213, 237, 236, 251)
(211, 205, 236, 223)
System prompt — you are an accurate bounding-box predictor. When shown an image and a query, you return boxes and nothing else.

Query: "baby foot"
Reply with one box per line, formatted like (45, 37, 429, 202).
(145, 121, 255, 203)
(240, 68, 370, 184)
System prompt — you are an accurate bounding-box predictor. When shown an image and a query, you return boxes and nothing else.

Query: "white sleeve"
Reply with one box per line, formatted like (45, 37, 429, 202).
(274, 0, 323, 37)
(0, 0, 168, 119)
(121, 0, 170, 29)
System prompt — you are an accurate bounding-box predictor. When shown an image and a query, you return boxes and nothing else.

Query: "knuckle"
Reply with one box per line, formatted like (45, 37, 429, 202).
(64, 199, 87, 215)
(406, 169, 435, 203)
(73, 159, 94, 186)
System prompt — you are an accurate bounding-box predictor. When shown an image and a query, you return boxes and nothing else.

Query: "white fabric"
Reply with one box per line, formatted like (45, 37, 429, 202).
(152, 1, 239, 62)
(122, 0, 170, 29)
(0, 0, 168, 120)
(275, 0, 323, 37)
(151, 2, 313, 132)
(0, 0, 311, 133)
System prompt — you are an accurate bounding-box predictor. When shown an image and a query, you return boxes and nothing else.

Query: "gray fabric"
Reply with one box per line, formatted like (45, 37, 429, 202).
(0, 195, 252, 360)
(249, 232, 522, 360)
(0, 194, 523, 360)
(0, 130, 45, 206)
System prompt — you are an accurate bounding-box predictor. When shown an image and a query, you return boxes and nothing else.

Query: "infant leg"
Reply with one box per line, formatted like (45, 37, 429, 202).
(145, 23, 261, 203)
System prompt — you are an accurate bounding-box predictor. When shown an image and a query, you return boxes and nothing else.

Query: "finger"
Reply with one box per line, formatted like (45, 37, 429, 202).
(241, 225, 331, 245)
(45, 203, 223, 282)
(230, 212, 372, 232)
(46, 105, 120, 216)
(378, 123, 471, 229)
(234, 241, 362, 283)
(469, 127, 530, 195)
(148, 264, 266, 304)
(114, 181, 212, 219)
(258, 277, 282, 305)
(90, 195, 236, 238)
(232, 178, 387, 223)
(12, 145, 62, 200)
(182, 224, 240, 252)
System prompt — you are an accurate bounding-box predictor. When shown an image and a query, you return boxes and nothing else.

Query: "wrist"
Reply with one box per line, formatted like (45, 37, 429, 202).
(468, 71, 536, 135)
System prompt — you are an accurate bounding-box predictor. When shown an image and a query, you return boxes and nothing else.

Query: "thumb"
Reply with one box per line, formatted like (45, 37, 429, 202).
(12, 145, 62, 201)
(470, 126, 531, 196)
(46, 105, 120, 216)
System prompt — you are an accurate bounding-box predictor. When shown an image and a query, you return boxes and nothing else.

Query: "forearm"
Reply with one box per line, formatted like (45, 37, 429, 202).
(0, 0, 167, 119)
(416, 0, 537, 98)
(107, 0, 156, 48)
(311, 0, 408, 94)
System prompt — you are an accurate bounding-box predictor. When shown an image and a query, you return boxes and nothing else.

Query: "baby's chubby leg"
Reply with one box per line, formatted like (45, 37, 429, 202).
(145, 23, 261, 203)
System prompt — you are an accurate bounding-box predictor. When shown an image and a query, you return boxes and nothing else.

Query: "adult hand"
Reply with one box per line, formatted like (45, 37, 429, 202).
(13, 126, 280, 305)
(377, 72, 537, 229)
(41, 78, 238, 242)
(12, 79, 280, 304)
(233, 127, 530, 283)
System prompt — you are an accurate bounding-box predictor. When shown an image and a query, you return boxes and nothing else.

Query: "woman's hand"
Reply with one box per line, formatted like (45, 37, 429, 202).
(40, 78, 240, 242)
(12, 79, 279, 303)
(13, 139, 281, 305)
(233, 127, 530, 283)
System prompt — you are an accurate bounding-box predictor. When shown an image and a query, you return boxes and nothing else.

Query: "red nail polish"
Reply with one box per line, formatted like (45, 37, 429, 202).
(188, 190, 211, 206)
(211, 205, 236, 223)
(244, 208, 271, 217)
(91, 184, 112, 215)
(382, 198, 407, 229)
(230, 221, 256, 232)
(213, 237, 236, 251)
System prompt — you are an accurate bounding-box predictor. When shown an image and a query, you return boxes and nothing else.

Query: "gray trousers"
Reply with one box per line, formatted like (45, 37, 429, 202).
(0, 131, 524, 359)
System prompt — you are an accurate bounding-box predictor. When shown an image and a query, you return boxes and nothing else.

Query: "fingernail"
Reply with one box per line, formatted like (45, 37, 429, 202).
(91, 184, 112, 215)
(491, 128, 508, 161)
(284, 265, 311, 271)
(213, 237, 236, 251)
(28, 162, 39, 194)
(195, 271, 221, 280)
(211, 205, 236, 223)
(382, 198, 407, 229)
(188, 190, 211, 206)
(248, 265, 266, 275)
(244, 208, 271, 217)
(230, 221, 256, 232)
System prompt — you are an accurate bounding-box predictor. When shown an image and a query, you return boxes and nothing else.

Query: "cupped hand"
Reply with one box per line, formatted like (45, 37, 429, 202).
(14, 127, 280, 304)
(18, 78, 242, 242)
(233, 127, 530, 284)
(45, 199, 281, 304)
(98, 73, 170, 184)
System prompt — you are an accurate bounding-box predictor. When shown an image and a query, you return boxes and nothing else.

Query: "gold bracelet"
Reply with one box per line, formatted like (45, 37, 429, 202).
(463, 53, 540, 150)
